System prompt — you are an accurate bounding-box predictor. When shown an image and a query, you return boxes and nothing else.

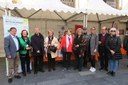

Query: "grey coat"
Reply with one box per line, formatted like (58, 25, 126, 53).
(89, 34, 99, 55)
(4, 35, 19, 58)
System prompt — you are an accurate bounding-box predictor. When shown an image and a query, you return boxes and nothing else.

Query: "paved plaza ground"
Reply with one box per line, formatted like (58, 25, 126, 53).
(0, 57, 128, 85)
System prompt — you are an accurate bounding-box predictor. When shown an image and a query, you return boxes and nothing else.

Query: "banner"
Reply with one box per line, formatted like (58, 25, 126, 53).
(3, 16, 29, 37)
(3, 16, 29, 76)
(75, 25, 83, 32)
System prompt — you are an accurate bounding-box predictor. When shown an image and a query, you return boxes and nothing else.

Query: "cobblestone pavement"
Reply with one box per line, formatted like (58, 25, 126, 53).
(0, 57, 128, 85)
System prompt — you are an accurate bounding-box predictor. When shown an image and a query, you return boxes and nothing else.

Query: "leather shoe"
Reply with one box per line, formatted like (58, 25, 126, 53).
(104, 68, 108, 71)
(74, 67, 78, 70)
(53, 68, 56, 71)
(39, 69, 45, 72)
(48, 69, 51, 72)
(111, 72, 115, 77)
(27, 71, 31, 74)
(107, 71, 112, 75)
(78, 69, 82, 71)
(99, 68, 104, 71)
(8, 78, 12, 83)
(34, 71, 38, 74)
(23, 73, 26, 76)
(14, 75, 21, 79)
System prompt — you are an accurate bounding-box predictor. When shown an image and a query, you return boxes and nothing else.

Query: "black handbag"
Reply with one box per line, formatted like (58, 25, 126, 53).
(50, 46, 57, 53)
(61, 47, 66, 53)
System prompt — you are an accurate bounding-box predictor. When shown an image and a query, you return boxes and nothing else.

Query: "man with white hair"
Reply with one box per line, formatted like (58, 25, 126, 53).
(4, 27, 21, 83)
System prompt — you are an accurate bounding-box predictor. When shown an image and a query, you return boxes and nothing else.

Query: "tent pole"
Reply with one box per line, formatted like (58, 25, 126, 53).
(85, 14, 88, 29)
(4, 8, 9, 76)
(96, 13, 101, 32)
(45, 20, 47, 36)
(83, 14, 85, 28)
(14, 8, 23, 18)
(99, 22, 101, 33)
(126, 21, 128, 29)
(112, 21, 115, 27)
(8, 9, 11, 16)
(4, 8, 11, 16)
(83, 13, 88, 28)
(5, 9, 8, 16)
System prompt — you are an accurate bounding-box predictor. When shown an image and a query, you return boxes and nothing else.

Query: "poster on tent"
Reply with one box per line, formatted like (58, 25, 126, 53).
(3, 16, 29, 37)
(3, 16, 29, 76)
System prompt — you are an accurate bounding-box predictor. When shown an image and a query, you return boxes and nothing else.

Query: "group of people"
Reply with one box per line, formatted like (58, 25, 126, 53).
(4, 26, 126, 83)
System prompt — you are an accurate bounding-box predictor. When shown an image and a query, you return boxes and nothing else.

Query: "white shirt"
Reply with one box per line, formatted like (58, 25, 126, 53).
(11, 35, 19, 51)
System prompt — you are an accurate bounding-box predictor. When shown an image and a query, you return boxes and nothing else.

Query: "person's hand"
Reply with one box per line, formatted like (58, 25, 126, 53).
(99, 41, 102, 44)
(50, 44, 54, 46)
(37, 50, 40, 53)
(27, 46, 32, 50)
(8, 56, 11, 59)
(58, 50, 61, 53)
(79, 55, 82, 58)
(75, 45, 79, 47)
(94, 49, 97, 53)
(26, 47, 31, 50)
(110, 50, 115, 55)
(29, 46, 32, 49)
(47, 44, 50, 47)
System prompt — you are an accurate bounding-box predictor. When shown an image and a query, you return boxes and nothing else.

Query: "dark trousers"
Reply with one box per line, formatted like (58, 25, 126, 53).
(47, 53, 55, 69)
(20, 54, 30, 74)
(33, 55, 44, 72)
(63, 52, 72, 69)
(89, 55, 96, 68)
(83, 51, 89, 67)
(99, 47, 108, 69)
(74, 52, 83, 70)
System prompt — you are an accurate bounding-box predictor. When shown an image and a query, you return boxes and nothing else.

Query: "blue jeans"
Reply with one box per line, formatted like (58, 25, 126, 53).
(109, 59, 119, 72)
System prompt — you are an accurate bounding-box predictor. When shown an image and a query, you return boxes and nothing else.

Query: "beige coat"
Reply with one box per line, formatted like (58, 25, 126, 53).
(44, 37, 59, 58)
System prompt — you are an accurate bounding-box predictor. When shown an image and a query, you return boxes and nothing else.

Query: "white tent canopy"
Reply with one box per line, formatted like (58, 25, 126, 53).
(77, 0, 124, 16)
(121, 2, 128, 15)
(0, 0, 82, 13)
(0, 0, 126, 23)
(0, 0, 125, 15)
(0, 0, 82, 23)
(110, 2, 128, 23)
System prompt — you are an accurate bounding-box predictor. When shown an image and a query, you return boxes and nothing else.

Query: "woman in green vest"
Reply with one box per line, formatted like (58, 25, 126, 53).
(19, 30, 32, 76)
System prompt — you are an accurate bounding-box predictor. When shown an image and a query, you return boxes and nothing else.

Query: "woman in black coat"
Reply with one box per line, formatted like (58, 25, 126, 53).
(73, 28, 86, 71)
(106, 28, 122, 77)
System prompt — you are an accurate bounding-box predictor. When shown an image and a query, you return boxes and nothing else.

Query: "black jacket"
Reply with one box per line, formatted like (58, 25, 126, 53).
(31, 33, 44, 56)
(123, 36, 128, 51)
(106, 35, 122, 60)
(82, 33, 90, 52)
(99, 33, 109, 47)
(73, 35, 86, 57)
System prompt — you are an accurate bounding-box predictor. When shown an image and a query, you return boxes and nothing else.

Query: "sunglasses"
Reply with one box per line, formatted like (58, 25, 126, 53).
(111, 30, 116, 32)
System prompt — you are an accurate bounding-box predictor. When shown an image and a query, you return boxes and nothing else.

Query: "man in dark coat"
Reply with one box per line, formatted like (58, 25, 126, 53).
(82, 28, 90, 67)
(31, 28, 45, 74)
(123, 29, 128, 67)
(98, 27, 109, 71)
